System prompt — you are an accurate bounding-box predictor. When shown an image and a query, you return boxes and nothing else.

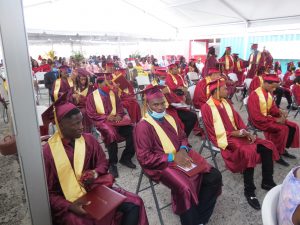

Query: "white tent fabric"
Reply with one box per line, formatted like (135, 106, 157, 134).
(23, 0, 300, 39)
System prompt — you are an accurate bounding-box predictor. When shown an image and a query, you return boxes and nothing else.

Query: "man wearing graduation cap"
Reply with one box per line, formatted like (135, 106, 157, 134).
(134, 84, 222, 225)
(247, 44, 265, 78)
(42, 94, 149, 225)
(193, 68, 221, 110)
(201, 78, 279, 210)
(248, 74, 300, 166)
(202, 46, 219, 77)
(219, 47, 234, 75)
(86, 74, 136, 178)
(165, 63, 198, 137)
(292, 70, 300, 105)
(52, 67, 74, 101)
(232, 53, 249, 86)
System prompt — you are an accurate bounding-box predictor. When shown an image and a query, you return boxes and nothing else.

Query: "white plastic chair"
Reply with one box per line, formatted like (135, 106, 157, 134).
(262, 184, 282, 225)
(228, 73, 238, 82)
(244, 78, 253, 90)
(188, 85, 196, 100)
(278, 73, 285, 82)
(135, 76, 150, 87)
(187, 72, 199, 84)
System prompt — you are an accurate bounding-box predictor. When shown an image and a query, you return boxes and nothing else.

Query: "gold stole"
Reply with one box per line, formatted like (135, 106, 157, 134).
(225, 55, 233, 70)
(76, 87, 88, 97)
(259, 76, 263, 87)
(255, 87, 273, 116)
(48, 132, 86, 202)
(207, 97, 237, 150)
(54, 78, 74, 101)
(205, 77, 212, 97)
(93, 89, 116, 115)
(168, 73, 187, 87)
(237, 60, 242, 72)
(143, 113, 177, 155)
(67, 77, 74, 88)
(3, 80, 8, 92)
(249, 52, 262, 71)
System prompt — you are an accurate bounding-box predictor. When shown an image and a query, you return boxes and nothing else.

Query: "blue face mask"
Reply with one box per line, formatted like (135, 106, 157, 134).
(149, 110, 166, 119)
(52, 68, 58, 72)
(159, 80, 165, 85)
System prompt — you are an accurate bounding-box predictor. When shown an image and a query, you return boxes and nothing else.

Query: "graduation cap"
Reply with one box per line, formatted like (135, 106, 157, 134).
(95, 73, 113, 83)
(106, 62, 114, 68)
(138, 84, 165, 101)
(207, 78, 226, 99)
(263, 74, 280, 83)
(226, 46, 231, 51)
(77, 68, 90, 77)
(155, 68, 168, 77)
(41, 92, 78, 137)
(168, 63, 178, 69)
(189, 58, 196, 62)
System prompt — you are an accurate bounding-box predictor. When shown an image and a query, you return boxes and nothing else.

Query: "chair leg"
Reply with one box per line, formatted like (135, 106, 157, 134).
(294, 108, 300, 118)
(135, 171, 144, 194)
(210, 150, 219, 170)
(149, 179, 165, 225)
(199, 139, 206, 154)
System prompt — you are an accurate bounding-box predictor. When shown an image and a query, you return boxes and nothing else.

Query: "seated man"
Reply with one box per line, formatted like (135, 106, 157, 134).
(165, 63, 197, 137)
(278, 166, 300, 225)
(292, 71, 300, 105)
(201, 79, 279, 210)
(193, 68, 220, 110)
(248, 74, 300, 167)
(42, 99, 148, 225)
(86, 75, 136, 178)
(52, 67, 74, 101)
(134, 85, 222, 225)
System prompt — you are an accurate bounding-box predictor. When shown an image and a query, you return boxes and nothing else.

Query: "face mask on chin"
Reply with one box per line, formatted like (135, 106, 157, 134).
(159, 80, 165, 85)
(148, 108, 166, 119)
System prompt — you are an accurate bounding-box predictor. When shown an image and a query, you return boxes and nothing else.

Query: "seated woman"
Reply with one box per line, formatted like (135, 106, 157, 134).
(68, 70, 94, 133)
(278, 166, 300, 225)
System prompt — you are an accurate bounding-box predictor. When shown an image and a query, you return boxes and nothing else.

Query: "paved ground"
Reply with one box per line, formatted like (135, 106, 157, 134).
(0, 89, 299, 225)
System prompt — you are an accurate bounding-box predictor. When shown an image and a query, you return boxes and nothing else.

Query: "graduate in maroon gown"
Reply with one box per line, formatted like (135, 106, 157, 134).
(248, 74, 300, 167)
(219, 47, 234, 75)
(41, 99, 148, 225)
(86, 75, 136, 178)
(52, 67, 74, 101)
(232, 53, 249, 86)
(165, 63, 197, 137)
(248, 66, 265, 94)
(134, 85, 222, 225)
(193, 68, 220, 110)
(68, 69, 93, 132)
(247, 44, 265, 78)
(201, 78, 279, 210)
(202, 46, 218, 77)
(292, 73, 300, 105)
(113, 69, 141, 124)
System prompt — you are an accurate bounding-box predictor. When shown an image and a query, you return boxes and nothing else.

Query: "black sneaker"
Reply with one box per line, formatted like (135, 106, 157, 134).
(276, 157, 290, 167)
(282, 150, 296, 159)
(261, 181, 277, 191)
(244, 192, 261, 210)
(109, 164, 119, 178)
(119, 159, 137, 169)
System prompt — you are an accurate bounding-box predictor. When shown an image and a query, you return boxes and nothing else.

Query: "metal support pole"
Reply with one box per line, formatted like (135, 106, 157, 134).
(0, 0, 52, 224)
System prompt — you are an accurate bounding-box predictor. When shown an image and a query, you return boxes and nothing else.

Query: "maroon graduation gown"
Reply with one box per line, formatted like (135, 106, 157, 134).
(134, 118, 211, 214)
(202, 55, 218, 77)
(120, 86, 141, 123)
(292, 84, 300, 105)
(86, 90, 131, 145)
(248, 90, 300, 154)
(248, 76, 262, 94)
(68, 86, 94, 133)
(43, 133, 148, 225)
(246, 51, 265, 78)
(193, 78, 209, 110)
(51, 78, 72, 100)
(201, 99, 279, 173)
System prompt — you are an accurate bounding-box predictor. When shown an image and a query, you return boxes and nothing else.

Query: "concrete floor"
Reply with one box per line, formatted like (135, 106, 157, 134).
(0, 89, 299, 225)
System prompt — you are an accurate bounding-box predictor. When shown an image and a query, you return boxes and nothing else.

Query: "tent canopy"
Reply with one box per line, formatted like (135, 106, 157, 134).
(23, 0, 300, 39)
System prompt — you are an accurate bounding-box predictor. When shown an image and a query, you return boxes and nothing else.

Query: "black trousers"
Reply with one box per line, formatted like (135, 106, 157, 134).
(273, 87, 292, 107)
(176, 110, 198, 137)
(117, 202, 140, 225)
(286, 125, 296, 148)
(180, 168, 222, 225)
(243, 144, 274, 194)
(106, 125, 135, 164)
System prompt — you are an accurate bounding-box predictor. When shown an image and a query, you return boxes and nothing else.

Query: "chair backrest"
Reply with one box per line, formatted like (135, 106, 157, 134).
(243, 96, 249, 106)
(279, 73, 285, 82)
(36, 105, 48, 126)
(188, 85, 196, 100)
(35, 72, 46, 82)
(262, 184, 282, 225)
(228, 73, 238, 82)
(187, 72, 199, 82)
(135, 76, 150, 86)
(244, 78, 253, 89)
